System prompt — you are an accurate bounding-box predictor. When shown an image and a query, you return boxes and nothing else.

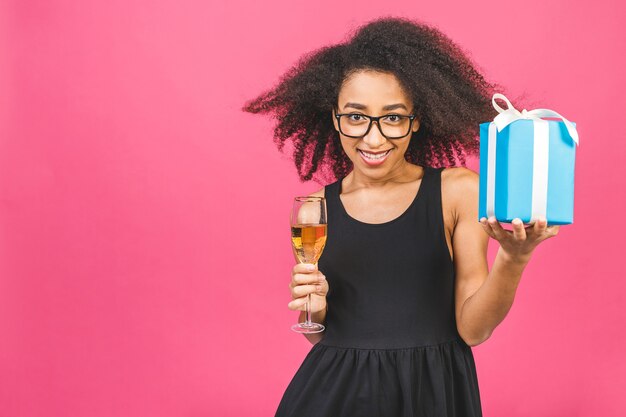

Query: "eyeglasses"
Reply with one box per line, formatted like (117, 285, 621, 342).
(334, 111, 417, 139)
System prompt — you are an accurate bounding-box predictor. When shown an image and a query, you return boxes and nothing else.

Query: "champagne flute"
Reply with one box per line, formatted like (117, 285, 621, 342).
(290, 196, 327, 333)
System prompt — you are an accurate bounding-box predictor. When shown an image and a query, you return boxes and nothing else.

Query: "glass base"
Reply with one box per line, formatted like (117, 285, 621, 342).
(291, 322, 325, 334)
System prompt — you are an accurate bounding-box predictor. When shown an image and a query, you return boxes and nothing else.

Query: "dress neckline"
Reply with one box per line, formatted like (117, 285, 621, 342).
(336, 166, 429, 227)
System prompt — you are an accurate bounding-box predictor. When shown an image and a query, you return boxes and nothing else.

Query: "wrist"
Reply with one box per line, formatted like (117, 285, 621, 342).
(498, 248, 532, 266)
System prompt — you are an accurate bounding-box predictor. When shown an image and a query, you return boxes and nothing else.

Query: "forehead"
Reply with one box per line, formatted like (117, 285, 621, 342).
(338, 70, 411, 109)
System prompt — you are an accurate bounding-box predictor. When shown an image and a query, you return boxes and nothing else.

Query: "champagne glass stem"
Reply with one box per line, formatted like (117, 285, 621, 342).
(303, 261, 317, 326)
(304, 293, 312, 326)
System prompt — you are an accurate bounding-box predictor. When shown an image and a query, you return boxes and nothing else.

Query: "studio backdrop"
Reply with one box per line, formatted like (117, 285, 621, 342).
(0, 0, 624, 416)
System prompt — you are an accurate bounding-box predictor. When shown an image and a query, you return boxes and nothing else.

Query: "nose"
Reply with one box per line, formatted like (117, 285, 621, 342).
(362, 120, 387, 148)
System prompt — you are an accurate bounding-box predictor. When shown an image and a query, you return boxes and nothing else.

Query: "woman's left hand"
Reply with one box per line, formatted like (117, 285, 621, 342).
(479, 216, 560, 263)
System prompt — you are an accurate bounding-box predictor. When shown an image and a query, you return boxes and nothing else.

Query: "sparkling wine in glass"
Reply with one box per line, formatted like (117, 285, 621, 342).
(290, 196, 327, 334)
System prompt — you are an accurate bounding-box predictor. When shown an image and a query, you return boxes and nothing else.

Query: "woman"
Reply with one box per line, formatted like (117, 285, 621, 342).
(243, 17, 559, 417)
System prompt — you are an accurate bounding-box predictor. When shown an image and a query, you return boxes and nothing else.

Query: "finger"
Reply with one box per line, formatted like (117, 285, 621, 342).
(292, 271, 322, 285)
(479, 217, 496, 239)
(511, 218, 527, 240)
(488, 216, 508, 240)
(291, 284, 317, 299)
(292, 263, 317, 275)
(287, 297, 308, 311)
(316, 278, 329, 296)
(292, 283, 325, 298)
(532, 217, 548, 237)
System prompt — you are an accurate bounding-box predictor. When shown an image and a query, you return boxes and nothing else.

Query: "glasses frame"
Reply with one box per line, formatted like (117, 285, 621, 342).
(334, 110, 417, 140)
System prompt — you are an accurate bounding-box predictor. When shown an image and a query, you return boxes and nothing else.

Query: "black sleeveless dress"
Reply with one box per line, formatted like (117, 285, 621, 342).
(275, 166, 483, 417)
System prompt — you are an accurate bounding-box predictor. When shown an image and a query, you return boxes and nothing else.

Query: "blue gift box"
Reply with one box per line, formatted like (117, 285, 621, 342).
(478, 95, 579, 226)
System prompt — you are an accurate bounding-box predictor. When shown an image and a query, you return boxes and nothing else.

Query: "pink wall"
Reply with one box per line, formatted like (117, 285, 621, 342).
(1, 0, 624, 416)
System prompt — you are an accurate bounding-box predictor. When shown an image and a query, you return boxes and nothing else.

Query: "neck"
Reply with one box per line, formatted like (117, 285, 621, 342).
(347, 158, 419, 189)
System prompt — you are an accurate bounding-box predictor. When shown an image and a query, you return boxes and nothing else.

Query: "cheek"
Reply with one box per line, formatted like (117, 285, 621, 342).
(339, 138, 356, 154)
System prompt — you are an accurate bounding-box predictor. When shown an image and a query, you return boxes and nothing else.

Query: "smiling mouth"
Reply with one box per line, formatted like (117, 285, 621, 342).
(357, 149, 392, 160)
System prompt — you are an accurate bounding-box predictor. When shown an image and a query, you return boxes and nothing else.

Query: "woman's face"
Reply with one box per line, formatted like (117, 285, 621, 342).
(332, 70, 420, 179)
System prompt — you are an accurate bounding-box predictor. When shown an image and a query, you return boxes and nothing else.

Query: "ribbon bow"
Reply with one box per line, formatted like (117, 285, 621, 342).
(491, 93, 579, 145)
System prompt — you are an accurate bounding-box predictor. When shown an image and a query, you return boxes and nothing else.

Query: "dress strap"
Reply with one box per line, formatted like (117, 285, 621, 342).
(421, 166, 452, 263)
(323, 177, 343, 222)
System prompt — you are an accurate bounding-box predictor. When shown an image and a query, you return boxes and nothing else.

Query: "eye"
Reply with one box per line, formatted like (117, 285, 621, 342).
(383, 114, 404, 123)
(347, 114, 368, 122)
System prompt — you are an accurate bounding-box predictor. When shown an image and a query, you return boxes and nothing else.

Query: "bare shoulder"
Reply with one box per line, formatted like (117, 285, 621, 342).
(442, 167, 478, 201)
(441, 166, 478, 190)
(441, 167, 479, 225)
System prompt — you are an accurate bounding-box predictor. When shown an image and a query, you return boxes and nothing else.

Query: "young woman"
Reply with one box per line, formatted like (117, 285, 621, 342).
(243, 17, 559, 417)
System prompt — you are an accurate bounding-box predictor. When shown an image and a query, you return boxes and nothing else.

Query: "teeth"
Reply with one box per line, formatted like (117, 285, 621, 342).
(360, 150, 390, 160)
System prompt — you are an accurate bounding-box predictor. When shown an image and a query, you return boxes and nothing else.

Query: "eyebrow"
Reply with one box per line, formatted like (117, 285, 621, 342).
(343, 102, 409, 111)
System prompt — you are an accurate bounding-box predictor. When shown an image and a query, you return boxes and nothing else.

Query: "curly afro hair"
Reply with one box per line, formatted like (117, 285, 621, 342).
(242, 16, 505, 183)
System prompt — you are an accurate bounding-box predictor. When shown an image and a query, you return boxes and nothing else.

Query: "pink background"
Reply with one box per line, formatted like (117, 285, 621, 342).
(1, 0, 625, 416)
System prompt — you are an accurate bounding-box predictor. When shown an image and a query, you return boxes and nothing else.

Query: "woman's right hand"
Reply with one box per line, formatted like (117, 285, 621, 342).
(288, 263, 328, 313)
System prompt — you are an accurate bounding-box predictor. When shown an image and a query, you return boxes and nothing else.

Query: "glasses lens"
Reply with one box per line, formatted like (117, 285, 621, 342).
(339, 115, 411, 138)
(339, 114, 370, 137)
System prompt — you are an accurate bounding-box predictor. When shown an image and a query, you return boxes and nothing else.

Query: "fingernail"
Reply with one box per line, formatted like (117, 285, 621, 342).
(306, 264, 316, 271)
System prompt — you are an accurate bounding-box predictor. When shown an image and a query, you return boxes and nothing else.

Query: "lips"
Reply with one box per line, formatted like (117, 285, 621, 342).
(357, 149, 392, 165)
(359, 149, 391, 154)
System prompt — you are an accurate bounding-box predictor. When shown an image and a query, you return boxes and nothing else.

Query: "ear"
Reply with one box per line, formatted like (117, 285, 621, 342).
(412, 117, 420, 133)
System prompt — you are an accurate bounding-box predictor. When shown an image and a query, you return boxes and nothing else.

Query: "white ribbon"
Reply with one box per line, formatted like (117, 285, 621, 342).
(491, 93, 579, 145)
(485, 93, 579, 222)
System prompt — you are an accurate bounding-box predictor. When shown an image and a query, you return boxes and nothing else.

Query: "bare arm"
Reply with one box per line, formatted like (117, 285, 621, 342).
(446, 168, 559, 346)
(457, 249, 529, 346)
